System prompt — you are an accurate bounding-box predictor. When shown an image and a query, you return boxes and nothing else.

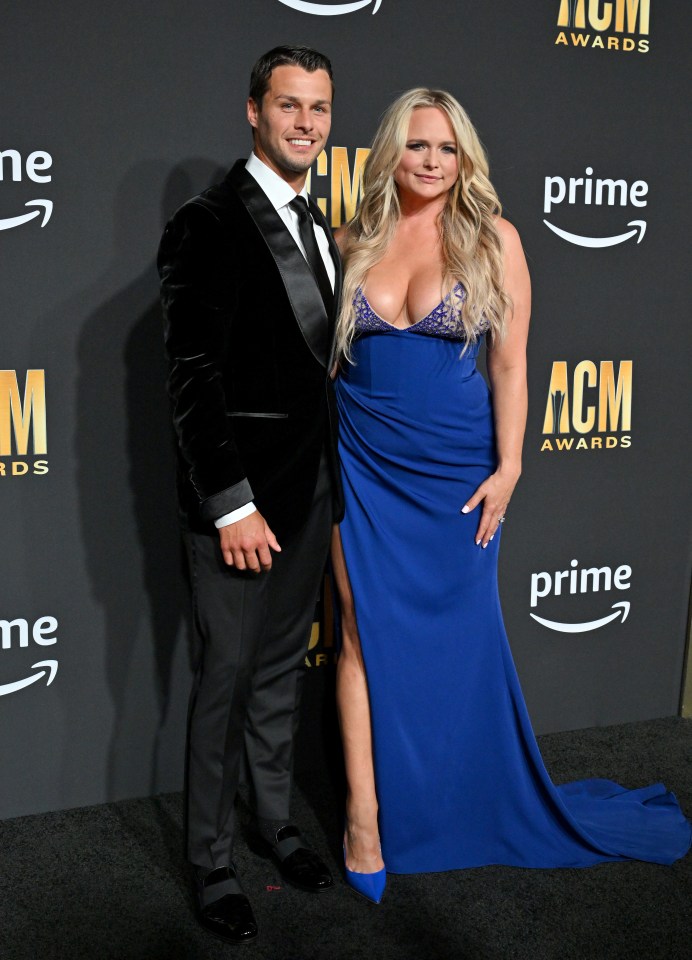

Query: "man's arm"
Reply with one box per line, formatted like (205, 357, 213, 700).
(159, 202, 281, 570)
(159, 201, 251, 515)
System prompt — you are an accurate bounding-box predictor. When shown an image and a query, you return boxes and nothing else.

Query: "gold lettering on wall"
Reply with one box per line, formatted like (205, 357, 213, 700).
(0, 370, 47, 456)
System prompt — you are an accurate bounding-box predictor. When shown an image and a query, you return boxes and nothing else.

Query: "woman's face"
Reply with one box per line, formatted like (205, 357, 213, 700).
(394, 107, 459, 203)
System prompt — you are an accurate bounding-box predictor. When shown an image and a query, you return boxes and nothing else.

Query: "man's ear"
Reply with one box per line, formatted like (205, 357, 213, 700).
(247, 97, 260, 130)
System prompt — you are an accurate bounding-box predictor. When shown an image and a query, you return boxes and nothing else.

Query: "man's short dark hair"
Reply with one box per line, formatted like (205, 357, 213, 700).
(249, 45, 334, 107)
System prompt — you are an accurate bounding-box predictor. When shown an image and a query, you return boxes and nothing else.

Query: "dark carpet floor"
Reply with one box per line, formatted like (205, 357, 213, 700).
(0, 716, 690, 960)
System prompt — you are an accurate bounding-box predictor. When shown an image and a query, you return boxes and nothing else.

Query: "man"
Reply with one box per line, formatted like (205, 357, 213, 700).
(158, 46, 343, 945)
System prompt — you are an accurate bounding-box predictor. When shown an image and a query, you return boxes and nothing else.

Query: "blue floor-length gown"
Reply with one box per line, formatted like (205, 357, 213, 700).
(335, 287, 691, 874)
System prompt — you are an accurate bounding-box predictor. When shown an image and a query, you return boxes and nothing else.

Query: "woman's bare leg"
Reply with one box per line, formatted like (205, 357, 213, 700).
(331, 525, 385, 872)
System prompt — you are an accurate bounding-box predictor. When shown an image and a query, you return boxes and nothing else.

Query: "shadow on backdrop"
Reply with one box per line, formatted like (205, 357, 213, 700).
(75, 159, 225, 806)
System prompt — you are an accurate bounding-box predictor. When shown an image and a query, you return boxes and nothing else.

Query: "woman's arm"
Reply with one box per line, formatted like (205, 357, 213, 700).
(330, 225, 350, 379)
(461, 217, 531, 547)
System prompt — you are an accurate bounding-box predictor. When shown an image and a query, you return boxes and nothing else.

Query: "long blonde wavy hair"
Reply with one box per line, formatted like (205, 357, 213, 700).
(335, 88, 510, 361)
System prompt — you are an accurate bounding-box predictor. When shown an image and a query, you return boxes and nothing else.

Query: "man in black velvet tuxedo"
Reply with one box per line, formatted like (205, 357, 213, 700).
(158, 46, 343, 945)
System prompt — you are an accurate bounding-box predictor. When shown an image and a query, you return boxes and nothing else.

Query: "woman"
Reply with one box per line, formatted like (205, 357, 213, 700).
(331, 89, 690, 903)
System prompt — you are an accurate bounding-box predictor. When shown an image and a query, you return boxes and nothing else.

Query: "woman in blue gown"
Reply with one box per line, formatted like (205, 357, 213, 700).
(330, 89, 691, 902)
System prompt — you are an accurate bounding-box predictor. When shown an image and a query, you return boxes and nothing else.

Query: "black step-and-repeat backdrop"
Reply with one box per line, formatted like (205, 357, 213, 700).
(2, 1, 690, 819)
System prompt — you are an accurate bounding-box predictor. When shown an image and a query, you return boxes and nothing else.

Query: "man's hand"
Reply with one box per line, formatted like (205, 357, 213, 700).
(219, 512, 281, 572)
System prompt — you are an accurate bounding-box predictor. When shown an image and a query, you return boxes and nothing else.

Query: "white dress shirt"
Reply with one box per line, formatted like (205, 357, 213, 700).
(215, 153, 335, 529)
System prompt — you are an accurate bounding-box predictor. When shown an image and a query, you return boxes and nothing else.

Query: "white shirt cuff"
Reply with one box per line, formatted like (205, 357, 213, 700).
(214, 502, 257, 528)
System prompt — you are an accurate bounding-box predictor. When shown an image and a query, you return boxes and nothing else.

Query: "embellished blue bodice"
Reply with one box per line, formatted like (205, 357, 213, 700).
(353, 282, 482, 342)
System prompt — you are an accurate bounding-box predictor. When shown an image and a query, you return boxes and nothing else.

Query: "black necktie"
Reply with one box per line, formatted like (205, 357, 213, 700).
(289, 196, 333, 313)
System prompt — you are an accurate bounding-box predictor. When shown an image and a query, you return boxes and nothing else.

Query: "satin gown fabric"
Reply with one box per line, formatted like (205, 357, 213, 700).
(335, 289, 691, 874)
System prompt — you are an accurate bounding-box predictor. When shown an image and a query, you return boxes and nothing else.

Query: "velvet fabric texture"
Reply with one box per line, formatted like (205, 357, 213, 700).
(158, 160, 343, 538)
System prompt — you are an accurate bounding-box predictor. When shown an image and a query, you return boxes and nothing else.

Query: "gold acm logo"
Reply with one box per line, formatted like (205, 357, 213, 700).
(0, 370, 49, 476)
(307, 146, 370, 228)
(541, 360, 632, 452)
(555, 0, 650, 53)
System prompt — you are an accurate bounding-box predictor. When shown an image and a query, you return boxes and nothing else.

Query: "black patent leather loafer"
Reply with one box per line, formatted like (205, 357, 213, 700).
(262, 825, 334, 893)
(196, 866, 258, 945)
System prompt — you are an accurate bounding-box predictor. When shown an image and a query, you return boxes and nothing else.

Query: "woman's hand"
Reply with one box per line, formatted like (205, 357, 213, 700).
(461, 466, 521, 548)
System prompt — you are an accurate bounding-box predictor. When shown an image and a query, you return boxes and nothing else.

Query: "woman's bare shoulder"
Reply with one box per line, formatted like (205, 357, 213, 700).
(333, 224, 351, 253)
(494, 215, 522, 248)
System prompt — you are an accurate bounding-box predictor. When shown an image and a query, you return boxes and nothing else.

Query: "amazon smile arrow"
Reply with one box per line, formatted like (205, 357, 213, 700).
(543, 219, 646, 248)
(276, 0, 382, 13)
(530, 601, 630, 634)
(0, 199, 53, 232)
(0, 660, 58, 697)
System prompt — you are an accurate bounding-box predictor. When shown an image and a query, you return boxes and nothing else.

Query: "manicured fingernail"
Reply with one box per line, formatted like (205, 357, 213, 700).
(482, 542, 488, 549)
(461, 505, 470, 514)
(476, 539, 481, 546)
(489, 535, 494, 541)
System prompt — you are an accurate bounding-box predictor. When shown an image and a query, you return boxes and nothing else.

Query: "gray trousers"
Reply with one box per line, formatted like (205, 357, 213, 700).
(183, 455, 333, 871)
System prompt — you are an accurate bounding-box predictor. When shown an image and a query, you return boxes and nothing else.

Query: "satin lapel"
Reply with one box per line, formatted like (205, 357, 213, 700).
(229, 163, 329, 368)
(309, 197, 342, 369)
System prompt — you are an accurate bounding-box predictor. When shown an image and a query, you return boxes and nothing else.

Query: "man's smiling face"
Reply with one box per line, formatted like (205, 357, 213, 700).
(247, 64, 333, 186)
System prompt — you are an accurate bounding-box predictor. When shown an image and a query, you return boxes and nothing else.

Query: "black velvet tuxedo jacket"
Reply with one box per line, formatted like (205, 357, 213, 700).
(158, 160, 344, 539)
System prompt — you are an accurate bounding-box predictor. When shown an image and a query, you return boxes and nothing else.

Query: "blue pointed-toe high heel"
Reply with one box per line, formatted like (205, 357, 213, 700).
(343, 834, 386, 904)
